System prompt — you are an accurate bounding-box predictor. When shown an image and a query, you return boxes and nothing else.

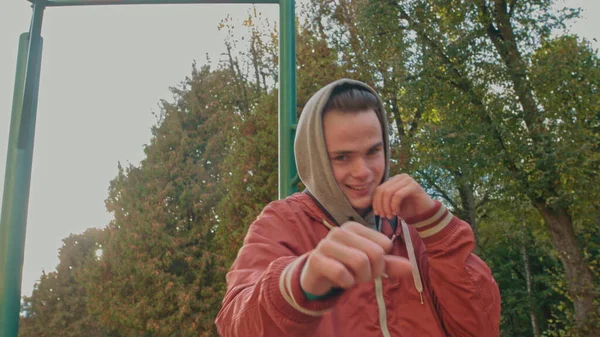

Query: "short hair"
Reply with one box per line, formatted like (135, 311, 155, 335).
(323, 84, 380, 115)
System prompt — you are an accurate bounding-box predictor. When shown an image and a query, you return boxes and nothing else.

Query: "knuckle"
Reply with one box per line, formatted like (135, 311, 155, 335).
(328, 227, 345, 240)
(371, 244, 386, 258)
(328, 226, 341, 235)
(331, 265, 349, 282)
(350, 251, 370, 272)
(341, 221, 359, 229)
(316, 238, 333, 252)
(381, 238, 393, 251)
(358, 250, 371, 266)
(340, 221, 362, 234)
(366, 244, 387, 263)
(307, 250, 323, 267)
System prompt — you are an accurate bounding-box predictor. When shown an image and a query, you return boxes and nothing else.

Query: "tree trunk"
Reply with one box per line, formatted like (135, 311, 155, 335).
(519, 227, 541, 337)
(595, 205, 600, 235)
(457, 180, 480, 253)
(477, 2, 599, 332)
(534, 202, 599, 336)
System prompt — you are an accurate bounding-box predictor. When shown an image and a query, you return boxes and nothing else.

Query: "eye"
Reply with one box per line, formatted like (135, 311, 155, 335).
(368, 146, 382, 156)
(333, 155, 348, 162)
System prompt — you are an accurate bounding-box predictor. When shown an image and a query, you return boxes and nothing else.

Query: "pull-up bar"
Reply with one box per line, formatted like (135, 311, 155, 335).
(0, 0, 297, 335)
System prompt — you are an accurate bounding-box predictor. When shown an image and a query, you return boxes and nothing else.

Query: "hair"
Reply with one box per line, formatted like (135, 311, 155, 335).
(322, 84, 380, 115)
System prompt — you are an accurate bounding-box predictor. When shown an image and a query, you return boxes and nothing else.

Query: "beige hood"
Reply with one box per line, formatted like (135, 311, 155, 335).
(294, 79, 391, 228)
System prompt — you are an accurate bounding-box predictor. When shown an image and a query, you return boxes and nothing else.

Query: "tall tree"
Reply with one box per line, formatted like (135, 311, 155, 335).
(19, 229, 115, 337)
(214, 10, 353, 260)
(381, 1, 599, 333)
(303, 0, 599, 333)
(24, 3, 598, 336)
(478, 199, 568, 337)
(81, 64, 248, 337)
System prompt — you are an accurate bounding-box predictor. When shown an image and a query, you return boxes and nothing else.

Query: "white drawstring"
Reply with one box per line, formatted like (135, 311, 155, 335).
(401, 219, 424, 304)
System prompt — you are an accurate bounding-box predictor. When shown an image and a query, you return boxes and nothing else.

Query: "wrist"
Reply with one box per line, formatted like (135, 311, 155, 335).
(404, 201, 456, 240)
(275, 255, 339, 317)
(302, 287, 343, 301)
(404, 200, 442, 224)
(300, 263, 333, 297)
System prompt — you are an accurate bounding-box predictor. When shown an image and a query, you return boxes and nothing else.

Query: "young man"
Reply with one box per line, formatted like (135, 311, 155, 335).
(215, 79, 501, 336)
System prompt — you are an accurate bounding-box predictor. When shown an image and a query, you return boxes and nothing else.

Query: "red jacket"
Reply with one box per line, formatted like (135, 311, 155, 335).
(216, 193, 501, 337)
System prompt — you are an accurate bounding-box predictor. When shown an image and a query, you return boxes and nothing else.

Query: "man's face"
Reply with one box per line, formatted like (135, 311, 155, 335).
(323, 109, 385, 215)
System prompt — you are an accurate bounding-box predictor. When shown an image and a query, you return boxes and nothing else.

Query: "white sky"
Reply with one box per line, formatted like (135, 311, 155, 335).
(0, 0, 598, 299)
(0, 0, 279, 298)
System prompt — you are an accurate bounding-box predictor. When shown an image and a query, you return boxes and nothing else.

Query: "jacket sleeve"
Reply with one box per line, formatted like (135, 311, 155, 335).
(404, 201, 501, 337)
(215, 202, 339, 337)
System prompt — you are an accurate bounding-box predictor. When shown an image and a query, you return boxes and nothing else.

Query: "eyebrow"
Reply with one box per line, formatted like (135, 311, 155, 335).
(330, 141, 384, 156)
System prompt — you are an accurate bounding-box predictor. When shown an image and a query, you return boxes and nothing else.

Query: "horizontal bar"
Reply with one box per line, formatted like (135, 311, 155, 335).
(43, 0, 279, 6)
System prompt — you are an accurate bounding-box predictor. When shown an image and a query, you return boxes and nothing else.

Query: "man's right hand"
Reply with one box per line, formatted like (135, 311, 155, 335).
(299, 221, 413, 296)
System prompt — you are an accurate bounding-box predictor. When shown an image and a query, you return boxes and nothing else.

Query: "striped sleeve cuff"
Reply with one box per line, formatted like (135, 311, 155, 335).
(404, 201, 454, 239)
(269, 254, 338, 322)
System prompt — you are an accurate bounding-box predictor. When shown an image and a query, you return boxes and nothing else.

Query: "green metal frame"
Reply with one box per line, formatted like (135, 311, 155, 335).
(0, 0, 297, 335)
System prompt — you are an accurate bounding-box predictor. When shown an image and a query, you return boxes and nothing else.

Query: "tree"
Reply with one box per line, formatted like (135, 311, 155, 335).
(214, 8, 353, 262)
(23, 3, 599, 335)
(19, 229, 115, 337)
(302, 0, 599, 333)
(381, 1, 599, 333)
(478, 199, 567, 337)
(81, 64, 246, 337)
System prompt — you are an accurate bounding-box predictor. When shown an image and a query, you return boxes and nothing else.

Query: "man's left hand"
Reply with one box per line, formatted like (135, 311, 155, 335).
(372, 174, 436, 220)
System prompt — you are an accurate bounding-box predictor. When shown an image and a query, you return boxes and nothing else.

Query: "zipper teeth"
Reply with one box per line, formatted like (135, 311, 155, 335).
(374, 277, 392, 337)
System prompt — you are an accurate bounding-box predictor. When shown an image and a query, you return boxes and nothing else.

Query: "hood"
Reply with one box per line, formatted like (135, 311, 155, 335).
(294, 79, 391, 228)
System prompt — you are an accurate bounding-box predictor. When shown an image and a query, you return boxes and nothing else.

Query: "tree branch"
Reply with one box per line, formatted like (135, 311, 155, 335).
(508, 0, 516, 17)
(389, 0, 522, 178)
(417, 169, 459, 210)
(476, 192, 490, 209)
(479, 0, 544, 133)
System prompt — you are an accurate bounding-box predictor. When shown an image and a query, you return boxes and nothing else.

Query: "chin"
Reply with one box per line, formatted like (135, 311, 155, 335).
(350, 201, 372, 213)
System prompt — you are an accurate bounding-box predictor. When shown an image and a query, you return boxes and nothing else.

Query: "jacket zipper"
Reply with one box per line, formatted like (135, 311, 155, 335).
(374, 277, 392, 337)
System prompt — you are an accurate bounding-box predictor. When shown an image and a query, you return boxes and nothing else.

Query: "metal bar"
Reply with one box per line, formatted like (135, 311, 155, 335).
(45, 0, 278, 7)
(0, 0, 46, 335)
(278, 0, 297, 199)
(1, 2, 298, 337)
(0, 36, 30, 335)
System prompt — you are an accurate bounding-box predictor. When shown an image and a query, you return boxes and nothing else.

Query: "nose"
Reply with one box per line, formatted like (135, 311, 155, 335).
(351, 157, 370, 179)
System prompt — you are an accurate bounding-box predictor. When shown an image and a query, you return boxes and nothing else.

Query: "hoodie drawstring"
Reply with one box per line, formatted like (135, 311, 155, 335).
(401, 219, 424, 304)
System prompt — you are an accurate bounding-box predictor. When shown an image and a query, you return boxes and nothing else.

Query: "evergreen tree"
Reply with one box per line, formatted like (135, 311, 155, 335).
(19, 229, 115, 337)
(81, 65, 245, 337)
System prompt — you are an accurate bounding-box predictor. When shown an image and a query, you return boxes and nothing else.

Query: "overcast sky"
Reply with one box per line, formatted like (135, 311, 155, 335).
(0, 0, 598, 299)
(0, 0, 279, 298)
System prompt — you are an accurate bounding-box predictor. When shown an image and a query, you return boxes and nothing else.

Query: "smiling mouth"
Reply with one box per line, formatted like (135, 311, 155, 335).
(347, 184, 369, 191)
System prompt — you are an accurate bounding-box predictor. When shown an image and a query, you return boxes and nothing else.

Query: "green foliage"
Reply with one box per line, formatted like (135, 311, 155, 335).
(303, 0, 600, 334)
(529, 35, 600, 211)
(214, 92, 278, 262)
(19, 229, 117, 337)
(80, 64, 244, 337)
(22, 2, 600, 336)
(478, 200, 567, 336)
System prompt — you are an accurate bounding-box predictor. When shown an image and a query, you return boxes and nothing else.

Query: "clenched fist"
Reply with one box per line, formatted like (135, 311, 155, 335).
(300, 221, 412, 296)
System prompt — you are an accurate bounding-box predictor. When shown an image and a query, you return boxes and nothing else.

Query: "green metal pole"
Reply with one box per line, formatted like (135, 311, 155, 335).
(0, 0, 46, 335)
(278, 0, 297, 199)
